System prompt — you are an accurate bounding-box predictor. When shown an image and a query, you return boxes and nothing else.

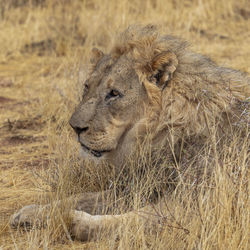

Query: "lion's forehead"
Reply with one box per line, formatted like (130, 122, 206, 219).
(113, 61, 135, 78)
(93, 55, 137, 88)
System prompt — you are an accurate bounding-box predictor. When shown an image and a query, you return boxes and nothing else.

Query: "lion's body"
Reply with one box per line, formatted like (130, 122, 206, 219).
(11, 25, 250, 241)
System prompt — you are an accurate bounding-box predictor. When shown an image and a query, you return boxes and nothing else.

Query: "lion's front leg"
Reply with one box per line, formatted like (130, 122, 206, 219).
(10, 204, 51, 229)
(10, 191, 111, 231)
(70, 204, 159, 241)
(70, 210, 121, 241)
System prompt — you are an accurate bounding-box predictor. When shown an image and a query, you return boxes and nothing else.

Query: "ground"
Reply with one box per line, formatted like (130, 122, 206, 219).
(0, 0, 249, 249)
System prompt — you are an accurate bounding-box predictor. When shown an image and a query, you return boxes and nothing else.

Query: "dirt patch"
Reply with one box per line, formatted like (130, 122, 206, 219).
(0, 100, 33, 111)
(22, 38, 56, 56)
(0, 95, 31, 111)
(0, 116, 45, 131)
(0, 79, 13, 88)
(0, 160, 14, 170)
(24, 144, 48, 153)
(0, 150, 12, 155)
(237, 7, 250, 20)
(22, 158, 50, 169)
(190, 26, 229, 40)
(1, 135, 46, 147)
(0, 96, 14, 104)
(0, 157, 50, 171)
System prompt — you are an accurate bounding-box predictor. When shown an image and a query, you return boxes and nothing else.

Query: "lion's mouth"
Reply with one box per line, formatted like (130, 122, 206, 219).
(79, 141, 111, 158)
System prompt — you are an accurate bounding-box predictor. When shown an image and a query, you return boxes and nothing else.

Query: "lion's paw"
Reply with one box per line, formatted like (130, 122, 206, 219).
(10, 204, 49, 230)
(70, 210, 95, 241)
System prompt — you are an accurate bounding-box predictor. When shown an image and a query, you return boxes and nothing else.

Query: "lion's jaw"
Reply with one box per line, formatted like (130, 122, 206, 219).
(69, 54, 149, 164)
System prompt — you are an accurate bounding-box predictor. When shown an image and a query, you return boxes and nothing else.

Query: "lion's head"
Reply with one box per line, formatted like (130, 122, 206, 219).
(70, 24, 249, 167)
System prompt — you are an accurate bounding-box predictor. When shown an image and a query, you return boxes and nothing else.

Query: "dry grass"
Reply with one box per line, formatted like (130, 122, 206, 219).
(0, 0, 249, 249)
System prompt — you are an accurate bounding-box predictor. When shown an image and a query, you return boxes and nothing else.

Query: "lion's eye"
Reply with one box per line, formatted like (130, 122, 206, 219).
(83, 83, 89, 97)
(105, 89, 122, 101)
(84, 83, 89, 91)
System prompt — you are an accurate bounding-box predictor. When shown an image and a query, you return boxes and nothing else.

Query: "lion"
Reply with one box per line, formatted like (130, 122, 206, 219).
(10, 24, 250, 241)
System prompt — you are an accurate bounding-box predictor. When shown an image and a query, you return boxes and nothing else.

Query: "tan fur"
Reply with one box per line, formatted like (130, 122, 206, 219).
(11, 24, 250, 241)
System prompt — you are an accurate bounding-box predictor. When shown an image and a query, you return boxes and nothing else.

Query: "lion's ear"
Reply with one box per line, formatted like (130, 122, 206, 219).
(149, 51, 178, 90)
(90, 48, 104, 65)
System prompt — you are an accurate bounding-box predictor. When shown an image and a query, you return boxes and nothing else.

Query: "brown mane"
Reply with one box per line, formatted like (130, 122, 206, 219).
(111, 24, 249, 137)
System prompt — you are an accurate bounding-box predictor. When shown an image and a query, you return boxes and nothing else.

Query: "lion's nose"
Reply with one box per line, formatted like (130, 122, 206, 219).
(74, 126, 89, 135)
(70, 123, 89, 135)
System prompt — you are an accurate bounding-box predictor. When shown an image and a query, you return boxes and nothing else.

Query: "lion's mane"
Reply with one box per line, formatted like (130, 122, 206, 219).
(111, 25, 249, 140)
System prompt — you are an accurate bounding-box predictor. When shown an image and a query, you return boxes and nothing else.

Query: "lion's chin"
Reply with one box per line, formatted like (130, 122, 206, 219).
(78, 146, 109, 162)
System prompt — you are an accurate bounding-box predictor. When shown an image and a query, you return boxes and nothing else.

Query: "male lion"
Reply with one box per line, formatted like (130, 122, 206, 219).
(11, 25, 249, 241)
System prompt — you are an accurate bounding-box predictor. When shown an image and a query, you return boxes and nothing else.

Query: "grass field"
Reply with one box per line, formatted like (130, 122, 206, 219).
(0, 0, 249, 249)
